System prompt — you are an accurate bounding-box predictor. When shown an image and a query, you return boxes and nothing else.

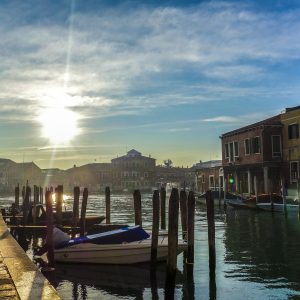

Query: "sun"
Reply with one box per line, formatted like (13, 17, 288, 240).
(39, 107, 79, 145)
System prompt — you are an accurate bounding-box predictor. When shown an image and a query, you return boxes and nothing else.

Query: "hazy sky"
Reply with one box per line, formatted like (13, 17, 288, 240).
(1, 0, 299, 169)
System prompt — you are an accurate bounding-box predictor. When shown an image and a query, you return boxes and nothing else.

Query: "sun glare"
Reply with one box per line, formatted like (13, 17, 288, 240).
(39, 107, 79, 145)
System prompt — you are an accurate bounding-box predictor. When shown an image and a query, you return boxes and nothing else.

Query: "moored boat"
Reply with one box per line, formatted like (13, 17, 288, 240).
(53, 226, 187, 264)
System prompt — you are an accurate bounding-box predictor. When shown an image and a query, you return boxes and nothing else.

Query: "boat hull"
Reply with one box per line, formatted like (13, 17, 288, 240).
(257, 203, 299, 213)
(54, 237, 187, 264)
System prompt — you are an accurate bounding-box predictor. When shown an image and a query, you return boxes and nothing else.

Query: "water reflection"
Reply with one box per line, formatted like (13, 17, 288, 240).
(224, 209, 300, 292)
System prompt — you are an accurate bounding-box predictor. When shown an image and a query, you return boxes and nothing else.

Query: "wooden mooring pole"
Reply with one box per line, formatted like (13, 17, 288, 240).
(151, 190, 160, 272)
(33, 185, 37, 225)
(187, 191, 195, 265)
(80, 188, 88, 236)
(105, 186, 111, 224)
(165, 188, 179, 298)
(56, 185, 63, 225)
(133, 190, 142, 227)
(45, 189, 54, 269)
(40, 186, 43, 204)
(179, 190, 188, 240)
(160, 186, 166, 230)
(72, 187, 80, 237)
(206, 190, 216, 272)
(14, 184, 19, 208)
(23, 185, 30, 225)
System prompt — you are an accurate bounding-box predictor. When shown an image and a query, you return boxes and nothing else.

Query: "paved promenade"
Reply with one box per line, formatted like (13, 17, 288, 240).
(0, 215, 61, 300)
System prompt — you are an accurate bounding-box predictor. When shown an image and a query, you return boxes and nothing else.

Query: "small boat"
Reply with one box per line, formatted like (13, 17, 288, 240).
(257, 203, 299, 213)
(53, 226, 187, 264)
(10, 204, 105, 230)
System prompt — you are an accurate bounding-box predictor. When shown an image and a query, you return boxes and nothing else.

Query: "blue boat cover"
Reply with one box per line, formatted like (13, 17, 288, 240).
(55, 226, 150, 249)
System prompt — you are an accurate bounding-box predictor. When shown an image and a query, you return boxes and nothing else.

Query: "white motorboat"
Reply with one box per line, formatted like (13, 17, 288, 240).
(53, 226, 187, 264)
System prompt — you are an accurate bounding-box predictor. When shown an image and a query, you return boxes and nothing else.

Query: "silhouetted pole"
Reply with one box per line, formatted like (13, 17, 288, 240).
(206, 190, 216, 272)
(187, 191, 195, 265)
(254, 176, 258, 205)
(269, 180, 274, 213)
(165, 188, 179, 298)
(72, 186, 80, 237)
(45, 189, 54, 268)
(281, 178, 287, 215)
(33, 185, 37, 225)
(80, 188, 88, 236)
(179, 190, 188, 239)
(23, 185, 30, 225)
(223, 178, 227, 209)
(151, 190, 160, 271)
(14, 184, 19, 208)
(56, 185, 63, 225)
(105, 186, 111, 224)
(133, 190, 142, 227)
(160, 187, 166, 230)
(40, 186, 43, 204)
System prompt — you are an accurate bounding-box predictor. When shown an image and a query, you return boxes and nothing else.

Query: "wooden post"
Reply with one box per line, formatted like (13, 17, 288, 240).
(187, 191, 195, 264)
(80, 188, 88, 236)
(269, 180, 274, 212)
(254, 176, 258, 205)
(23, 186, 30, 225)
(165, 188, 179, 296)
(179, 190, 188, 239)
(40, 186, 43, 204)
(206, 190, 216, 272)
(32, 185, 37, 225)
(218, 179, 221, 208)
(151, 190, 160, 270)
(133, 190, 142, 227)
(56, 185, 63, 225)
(14, 184, 20, 208)
(45, 189, 54, 268)
(223, 178, 227, 209)
(281, 178, 287, 215)
(160, 187, 166, 230)
(105, 186, 111, 224)
(72, 186, 80, 237)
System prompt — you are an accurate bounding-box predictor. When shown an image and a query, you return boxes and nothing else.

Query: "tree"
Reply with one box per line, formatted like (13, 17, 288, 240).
(163, 159, 173, 168)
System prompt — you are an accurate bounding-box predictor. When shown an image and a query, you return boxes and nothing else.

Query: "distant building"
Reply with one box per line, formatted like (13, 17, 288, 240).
(193, 160, 223, 194)
(111, 149, 156, 191)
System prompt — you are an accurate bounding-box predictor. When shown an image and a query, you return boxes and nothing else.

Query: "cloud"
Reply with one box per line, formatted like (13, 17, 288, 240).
(0, 0, 300, 163)
(203, 116, 240, 123)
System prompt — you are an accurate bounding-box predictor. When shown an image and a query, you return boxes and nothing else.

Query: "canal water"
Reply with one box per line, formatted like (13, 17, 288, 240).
(1, 193, 300, 300)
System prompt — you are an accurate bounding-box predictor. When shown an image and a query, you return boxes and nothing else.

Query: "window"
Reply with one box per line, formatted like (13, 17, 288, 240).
(225, 143, 229, 158)
(252, 136, 261, 154)
(201, 174, 205, 183)
(272, 135, 281, 157)
(245, 139, 250, 155)
(209, 175, 215, 189)
(229, 142, 234, 162)
(234, 141, 239, 157)
(290, 161, 299, 182)
(288, 124, 299, 140)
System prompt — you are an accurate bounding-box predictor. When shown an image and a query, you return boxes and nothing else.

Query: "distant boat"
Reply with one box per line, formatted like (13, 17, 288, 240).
(54, 226, 187, 264)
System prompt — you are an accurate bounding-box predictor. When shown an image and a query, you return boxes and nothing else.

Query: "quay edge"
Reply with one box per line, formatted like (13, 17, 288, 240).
(0, 214, 61, 300)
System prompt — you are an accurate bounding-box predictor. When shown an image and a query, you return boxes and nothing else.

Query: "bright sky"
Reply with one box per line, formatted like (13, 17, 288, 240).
(0, 0, 299, 169)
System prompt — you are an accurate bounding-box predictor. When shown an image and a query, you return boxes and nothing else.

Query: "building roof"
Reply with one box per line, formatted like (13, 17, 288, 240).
(193, 160, 222, 170)
(285, 105, 300, 113)
(220, 114, 282, 138)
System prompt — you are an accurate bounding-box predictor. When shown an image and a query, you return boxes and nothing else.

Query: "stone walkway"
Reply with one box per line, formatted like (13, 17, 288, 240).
(0, 215, 61, 300)
(0, 255, 19, 299)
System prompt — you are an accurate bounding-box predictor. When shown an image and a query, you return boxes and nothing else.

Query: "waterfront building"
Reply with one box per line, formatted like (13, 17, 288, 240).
(220, 115, 283, 195)
(281, 106, 300, 190)
(111, 149, 156, 191)
(193, 160, 223, 194)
